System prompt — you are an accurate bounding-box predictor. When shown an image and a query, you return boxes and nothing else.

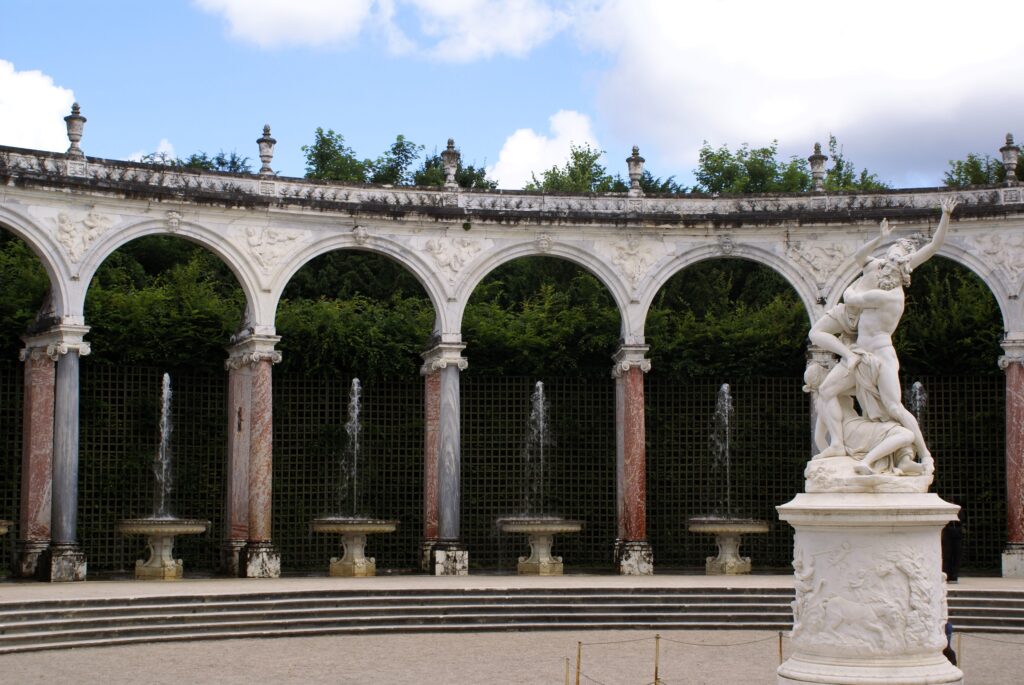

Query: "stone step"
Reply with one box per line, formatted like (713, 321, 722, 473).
(0, 585, 1019, 655)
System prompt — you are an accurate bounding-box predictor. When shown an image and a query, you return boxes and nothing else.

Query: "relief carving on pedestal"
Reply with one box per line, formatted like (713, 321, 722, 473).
(55, 211, 111, 262)
(791, 544, 944, 656)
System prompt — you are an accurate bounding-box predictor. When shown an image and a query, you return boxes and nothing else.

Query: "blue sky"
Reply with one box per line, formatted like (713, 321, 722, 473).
(2, 1, 1022, 189)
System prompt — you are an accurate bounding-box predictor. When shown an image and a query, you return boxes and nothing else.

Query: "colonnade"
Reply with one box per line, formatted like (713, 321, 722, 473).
(11, 323, 659, 580)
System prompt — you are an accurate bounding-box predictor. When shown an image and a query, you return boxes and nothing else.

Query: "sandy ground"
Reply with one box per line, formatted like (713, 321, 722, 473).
(1, 629, 1019, 685)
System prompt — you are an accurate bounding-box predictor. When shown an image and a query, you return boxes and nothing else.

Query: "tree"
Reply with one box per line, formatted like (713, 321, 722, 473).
(823, 135, 888, 191)
(369, 135, 424, 186)
(137, 150, 251, 173)
(944, 152, 1021, 187)
(302, 128, 370, 183)
(693, 141, 811, 194)
(525, 143, 628, 193)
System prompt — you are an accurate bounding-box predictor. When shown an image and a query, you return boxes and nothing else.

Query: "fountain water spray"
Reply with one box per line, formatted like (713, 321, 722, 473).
(909, 380, 927, 425)
(344, 378, 362, 516)
(153, 373, 174, 518)
(711, 383, 733, 517)
(523, 381, 549, 514)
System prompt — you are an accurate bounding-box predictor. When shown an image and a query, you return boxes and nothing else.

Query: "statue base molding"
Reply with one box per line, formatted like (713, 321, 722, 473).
(614, 540, 653, 575)
(777, 492, 962, 685)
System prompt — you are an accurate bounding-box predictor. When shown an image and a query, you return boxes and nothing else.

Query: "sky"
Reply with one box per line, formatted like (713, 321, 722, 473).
(1, 0, 1022, 190)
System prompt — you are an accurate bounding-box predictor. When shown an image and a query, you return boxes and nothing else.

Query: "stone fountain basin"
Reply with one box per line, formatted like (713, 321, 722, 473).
(688, 517, 769, 576)
(687, 517, 769, 536)
(310, 517, 398, 535)
(496, 517, 583, 535)
(116, 518, 209, 580)
(311, 517, 398, 577)
(116, 518, 210, 536)
(0, 519, 11, 536)
(496, 517, 583, 576)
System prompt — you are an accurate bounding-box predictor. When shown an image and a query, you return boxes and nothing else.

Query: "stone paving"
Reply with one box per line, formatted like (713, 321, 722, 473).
(2, 575, 1022, 684)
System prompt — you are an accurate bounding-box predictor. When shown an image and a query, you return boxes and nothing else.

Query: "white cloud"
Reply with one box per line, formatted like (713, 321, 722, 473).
(489, 110, 599, 189)
(128, 138, 176, 163)
(193, 0, 375, 49)
(572, 0, 1024, 184)
(407, 0, 569, 62)
(0, 60, 75, 152)
(194, 0, 568, 61)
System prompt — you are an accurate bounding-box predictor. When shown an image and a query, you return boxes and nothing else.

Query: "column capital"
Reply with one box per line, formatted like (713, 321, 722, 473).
(420, 342, 468, 376)
(999, 333, 1024, 370)
(611, 344, 651, 378)
(225, 332, 282, 370)
(20, 324, 91, 362)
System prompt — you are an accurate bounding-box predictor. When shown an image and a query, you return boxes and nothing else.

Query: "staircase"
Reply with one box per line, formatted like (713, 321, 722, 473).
(0, 585, 1020, 654)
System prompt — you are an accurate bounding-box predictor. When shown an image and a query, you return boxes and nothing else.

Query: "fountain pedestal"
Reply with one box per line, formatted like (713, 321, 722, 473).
(777, 493, 962, 685)
(116, 518, 209, 580)
(311, 518, 398, 577)
(498, 518, 583, 575)
(688, 518, 769, 575)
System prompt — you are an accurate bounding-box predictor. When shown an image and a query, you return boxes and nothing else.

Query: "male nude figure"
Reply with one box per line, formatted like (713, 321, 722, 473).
(808, 198, 958, 471)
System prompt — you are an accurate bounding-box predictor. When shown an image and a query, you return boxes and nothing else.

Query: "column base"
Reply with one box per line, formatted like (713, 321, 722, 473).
(614, 540, 653, 575)
(43, 543, 87, 582)
(1003, 543, 1024, 577)
(244, 542, 280, 578)
(426, 541, 468, 576)
(420, 540, 438, 573)
(221, 539, 248, 577)
(15, 539, 49, 578)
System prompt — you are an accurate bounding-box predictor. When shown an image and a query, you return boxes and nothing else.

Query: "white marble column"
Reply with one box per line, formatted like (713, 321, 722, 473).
(420, 342, 468, 576)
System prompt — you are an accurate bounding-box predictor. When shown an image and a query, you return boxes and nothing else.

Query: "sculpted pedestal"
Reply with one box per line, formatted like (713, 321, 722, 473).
(777, 492, 962, 685)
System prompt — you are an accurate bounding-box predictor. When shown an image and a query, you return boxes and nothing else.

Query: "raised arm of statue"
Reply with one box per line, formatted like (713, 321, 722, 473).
(908, 198, 958, 271)
(854, 219, 893, 265)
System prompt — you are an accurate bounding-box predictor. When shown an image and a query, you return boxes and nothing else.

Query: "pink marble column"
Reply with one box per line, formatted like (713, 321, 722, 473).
(226, 333, 281, 578)
(419, 342, 469, 575)
(221, 360, 252, 576)
(16, 344, 55, 577)
(612, 345, 653, 575)
(1001, 336, 1024, 576)
(423, 370, 441, 542)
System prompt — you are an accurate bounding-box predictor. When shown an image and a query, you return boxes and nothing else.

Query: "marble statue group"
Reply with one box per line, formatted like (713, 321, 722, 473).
(805, 199, 958, 482)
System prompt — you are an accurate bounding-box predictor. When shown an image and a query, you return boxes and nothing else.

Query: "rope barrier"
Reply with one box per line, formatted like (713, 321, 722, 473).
(660, 634, 779, 647)
(960, 633, 1024, 645)
(580, 636, 658, 646)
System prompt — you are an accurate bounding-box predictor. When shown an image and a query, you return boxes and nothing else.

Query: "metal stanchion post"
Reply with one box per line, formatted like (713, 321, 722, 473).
(564, 656, 570, 685)
(778, 631, 784, 665)
(576, 641, 582, 685)
(654, 633, 661, 684)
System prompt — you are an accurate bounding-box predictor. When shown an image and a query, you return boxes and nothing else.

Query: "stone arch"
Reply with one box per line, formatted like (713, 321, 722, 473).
(76, 218, 264, 325)
(270, 232, 449, 336)
(453, 241, 632, 339)
(0, 206, 72, 320)
(637, 244, 819, 338)
(823, 244, 1014, 331)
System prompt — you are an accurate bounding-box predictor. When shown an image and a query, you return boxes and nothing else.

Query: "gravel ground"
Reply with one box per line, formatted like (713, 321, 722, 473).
(2, 629, 1019, 685)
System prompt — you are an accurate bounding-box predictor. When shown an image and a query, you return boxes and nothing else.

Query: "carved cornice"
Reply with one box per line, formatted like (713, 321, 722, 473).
(225, 332, 282, 370)
(420, 342, 468, 376)
(611, 344, 651, 378)
(3, 147, 1020, 226)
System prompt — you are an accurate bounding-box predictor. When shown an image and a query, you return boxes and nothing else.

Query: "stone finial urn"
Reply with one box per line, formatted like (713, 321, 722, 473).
(64, 103, 86, 159)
